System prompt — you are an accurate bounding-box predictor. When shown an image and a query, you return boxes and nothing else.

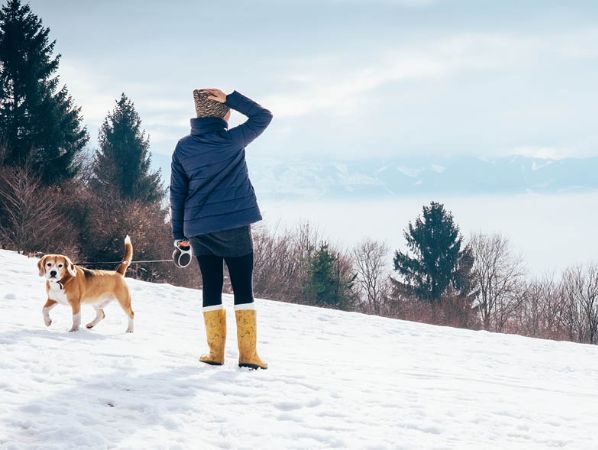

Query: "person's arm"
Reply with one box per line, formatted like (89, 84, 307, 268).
(169, 150, 188, 242)
(206, 89, 273, 148)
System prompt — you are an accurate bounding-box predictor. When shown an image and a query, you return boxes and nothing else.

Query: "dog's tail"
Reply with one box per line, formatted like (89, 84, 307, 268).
(116, 235, 133, 276)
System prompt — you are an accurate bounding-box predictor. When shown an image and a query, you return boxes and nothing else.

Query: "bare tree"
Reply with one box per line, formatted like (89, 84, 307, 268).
(469, 233, 525, 331)
(562, 265, 598, 344)
(517, 276, 566, 338)
(294, 221, 320, 266)
(352, 238, 391, 315)
(72, 146, 96, 183)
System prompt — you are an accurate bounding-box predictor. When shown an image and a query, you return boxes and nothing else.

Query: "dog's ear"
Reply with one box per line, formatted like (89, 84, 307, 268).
(38, 256, 47, 277)
(65, 257, 77, 277)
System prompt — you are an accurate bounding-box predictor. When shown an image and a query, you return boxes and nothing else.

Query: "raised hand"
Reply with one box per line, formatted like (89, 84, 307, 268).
(206, 88, 227, 103)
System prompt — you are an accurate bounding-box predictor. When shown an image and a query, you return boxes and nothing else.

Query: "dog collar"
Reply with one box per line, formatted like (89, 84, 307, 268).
(49, 280, 64, 290)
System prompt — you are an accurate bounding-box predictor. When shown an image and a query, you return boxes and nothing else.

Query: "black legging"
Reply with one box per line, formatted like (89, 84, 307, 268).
(196, 252, 254, 308)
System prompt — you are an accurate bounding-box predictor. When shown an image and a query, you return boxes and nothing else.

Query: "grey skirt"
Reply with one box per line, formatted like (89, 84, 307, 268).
(189, 225, 253, 257)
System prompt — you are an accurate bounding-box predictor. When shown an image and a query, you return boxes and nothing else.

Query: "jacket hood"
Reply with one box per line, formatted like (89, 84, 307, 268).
(190, 117, 228, 135)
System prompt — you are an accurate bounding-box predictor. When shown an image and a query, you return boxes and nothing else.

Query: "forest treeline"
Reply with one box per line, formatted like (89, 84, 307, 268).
(1, 0, 597, 345)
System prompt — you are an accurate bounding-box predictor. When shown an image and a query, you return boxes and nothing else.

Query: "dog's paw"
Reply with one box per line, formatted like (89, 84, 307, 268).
(44, 318, 52, 327)
(68, 327, 80, 333)
(86, 323, 94, 329)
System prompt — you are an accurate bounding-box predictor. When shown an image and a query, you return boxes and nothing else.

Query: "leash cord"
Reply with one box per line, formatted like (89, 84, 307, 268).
(74, 259, 173, 265)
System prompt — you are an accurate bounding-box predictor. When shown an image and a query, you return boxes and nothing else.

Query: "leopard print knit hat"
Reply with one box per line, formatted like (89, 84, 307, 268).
(193, 89, 230, 119)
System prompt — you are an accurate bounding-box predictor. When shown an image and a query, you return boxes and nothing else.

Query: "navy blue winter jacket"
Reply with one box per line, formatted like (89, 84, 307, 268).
(169, 91, 273, 240)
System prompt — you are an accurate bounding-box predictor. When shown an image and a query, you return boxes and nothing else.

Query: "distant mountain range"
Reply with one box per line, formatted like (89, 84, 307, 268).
(152, 154, 598, 199)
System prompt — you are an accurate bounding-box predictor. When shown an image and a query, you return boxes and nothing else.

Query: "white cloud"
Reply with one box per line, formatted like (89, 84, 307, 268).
(396, 165, 422, 178)
(136, 99, 189, 112)
(59, 61, 117, 122)
(263, 29, 598, 119)
(58, 60, 191, 148)
(264, 34, 520, 117)
(56, 26, 598, 161)
(263, 57, 443, 117)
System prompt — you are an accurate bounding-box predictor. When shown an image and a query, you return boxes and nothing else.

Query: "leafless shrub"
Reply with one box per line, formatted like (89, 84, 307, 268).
(442, 292, 480, 329)
(252, 221, 320, 303)
(251, 221, 361, 310)
(389, 290, 480, 329)
(390, 293, 434, 324)
(0, 166, 77, 254)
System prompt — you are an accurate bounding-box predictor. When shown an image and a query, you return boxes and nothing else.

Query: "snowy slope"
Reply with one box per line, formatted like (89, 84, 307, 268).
(1, 249, 598, 450)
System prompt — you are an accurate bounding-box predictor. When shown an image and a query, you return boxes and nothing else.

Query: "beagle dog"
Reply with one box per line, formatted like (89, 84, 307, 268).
(38, 236, 134, 333)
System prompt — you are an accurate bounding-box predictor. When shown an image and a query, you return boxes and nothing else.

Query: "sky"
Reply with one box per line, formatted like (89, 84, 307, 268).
(24, 0, 598, 163)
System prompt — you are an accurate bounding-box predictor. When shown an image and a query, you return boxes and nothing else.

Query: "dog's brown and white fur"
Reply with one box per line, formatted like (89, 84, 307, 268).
(38, 236, 134, 333)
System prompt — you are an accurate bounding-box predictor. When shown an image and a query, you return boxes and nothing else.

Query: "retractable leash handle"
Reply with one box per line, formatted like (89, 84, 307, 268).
(173, 240, 193, 268)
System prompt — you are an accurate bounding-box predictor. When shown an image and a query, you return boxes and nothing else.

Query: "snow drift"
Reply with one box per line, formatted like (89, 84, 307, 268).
(1, 249, 597, 449)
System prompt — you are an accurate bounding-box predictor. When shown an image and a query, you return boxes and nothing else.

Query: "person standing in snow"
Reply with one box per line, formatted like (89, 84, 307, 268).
(170, 88, 272, 369)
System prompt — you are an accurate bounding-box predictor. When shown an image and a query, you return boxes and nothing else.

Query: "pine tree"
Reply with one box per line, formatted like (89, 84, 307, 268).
(92, 93, 162, 203)
(392, 201, 475, 303)
(305, 242, 356, 310)
(0, 0, 88, 184)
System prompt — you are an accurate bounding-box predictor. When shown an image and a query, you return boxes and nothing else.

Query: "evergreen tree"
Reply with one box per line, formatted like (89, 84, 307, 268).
(392, 201, 475, 303)
(0, 0, 88, 184)
(92, 93, 162, 203)
(305, 242, 356, 310)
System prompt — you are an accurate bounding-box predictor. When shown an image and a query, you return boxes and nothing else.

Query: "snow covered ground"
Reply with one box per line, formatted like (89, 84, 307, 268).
(1, 249, 598, 450)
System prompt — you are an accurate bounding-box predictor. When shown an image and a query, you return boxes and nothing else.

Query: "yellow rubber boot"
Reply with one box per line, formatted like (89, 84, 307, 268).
(235, 308, 268, 370)
(199, 308, 226, 365)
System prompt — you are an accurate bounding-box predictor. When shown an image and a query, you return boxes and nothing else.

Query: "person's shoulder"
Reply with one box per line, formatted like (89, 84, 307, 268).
(177, 134, 194, 146)
(170, 136, 191, 163)
(173, 135, 194, 153)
